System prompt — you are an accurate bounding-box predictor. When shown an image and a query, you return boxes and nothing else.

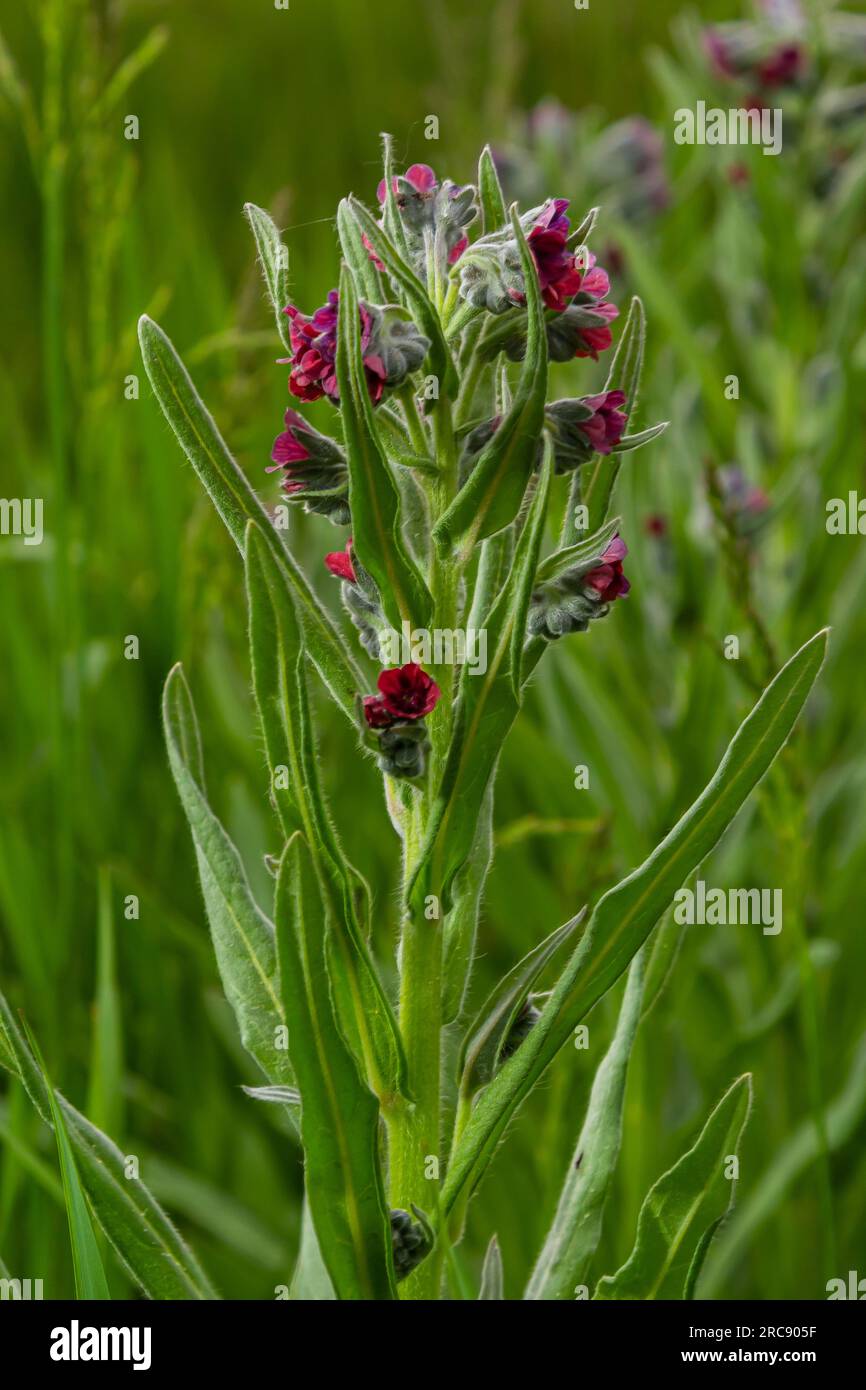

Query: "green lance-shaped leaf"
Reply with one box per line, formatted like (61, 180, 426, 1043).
(138, 315, 363, 723)
(525, 948, 647, 1301)
(595, 1074, 753, 1300)
(291, 1196, 336, 1300)
(479, 1235, 504, 1299)
(23, 1020, 111, 1300)
(336, 197, 384, 303)
(432, 207, 548, 558)
(408, 449, 553, 921)
(346, 196, 457, 393)
(243, 202, 292, 353)
(535, 515, 623, 587)
(478, 144, 507, 236)
(613, 421, 669, 454)
(567, 205, 600, 250)
(441, 783, 495, 1024)
(245, 522, 409, 1101)
(460, 909, 585, 1095)
(0, 992, 217, 1300)
(579, 294, 647, 537)
(275, 834, 397, 1301)
(701, 1034, 866, 1297)
(163, 663, 292, 1089)
(441, 629, 828, 1216)
(380, 132, 411, 262)
(335, 262, 433, 633)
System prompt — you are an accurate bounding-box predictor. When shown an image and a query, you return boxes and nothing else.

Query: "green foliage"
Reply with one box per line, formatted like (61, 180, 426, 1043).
(595, 1074, 752, 1300)
(0, 0, 861, 1306)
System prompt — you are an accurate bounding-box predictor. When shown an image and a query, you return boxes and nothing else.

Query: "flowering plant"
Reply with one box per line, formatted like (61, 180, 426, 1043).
(116, 136, 827, 1300)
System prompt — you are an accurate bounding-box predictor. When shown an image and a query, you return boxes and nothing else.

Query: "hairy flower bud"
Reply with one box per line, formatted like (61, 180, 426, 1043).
(324, 542, 389, 659)
(458, 231, 525, 314)
(267, 409, 350, 524)
(544, 391, 628, 472)
(529, 536, 631, 641)
(498, 999, 542, 1064)
(362, 302, 431, 386)
(390, 1208, 433, 1281)
(374, 719, 432, 780)
(376, 163, 477, 276)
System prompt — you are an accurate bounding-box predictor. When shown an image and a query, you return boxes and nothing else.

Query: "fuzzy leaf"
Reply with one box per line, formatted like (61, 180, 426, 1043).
(0, 992, 217, 1300)
(163, 663, 292, 1089)
(479, 1235, 504, 1299)
(291, 1197, 336, 1300)
(335, 263, 433, 632)
(580, 295, 647, 534)
(408, 450, 552, 919)
(460, 909, 585, 1093)
(346, 196, 456, 392)
(442, 784, 495, 1024)
(243, 202, 292, 352)
(24, 1021, 111, 1300)
(567, 205, 600, 249)
(138, 314, 363, 723)
(432, 207, 548, 557)
(275, 834, 396, 1300)
(535, 515, 622, 586)
(525, 949, 647, 1300)
(244, 522, 409, 1101)
(336, 197, 384, 302)
(478, 145, 507, 235)
(595, 1074, 752, 1299)
(441, 630, 828, 1215)
(613, 421, 669, 454)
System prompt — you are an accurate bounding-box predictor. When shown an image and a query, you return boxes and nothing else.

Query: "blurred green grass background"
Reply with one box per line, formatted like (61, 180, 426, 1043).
(1, 0, 865, 1299)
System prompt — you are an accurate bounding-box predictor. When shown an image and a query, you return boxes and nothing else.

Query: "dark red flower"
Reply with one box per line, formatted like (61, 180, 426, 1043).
(377, 162, 438, 206)
(526, 199, 584, 311)
(644, 514, 668, 539)
(282, 291, 386, 405)
(577, 391, 628, 455)
(758, 43, 804, 87)
(363, 663, 442, 729)
(704, 29, 736, 80)
(584, 536, 631, 603)
(378, 663, 441, 719)
(324, 539, 356, 584)
(574, 303, 619, 360)
(267, 408, 313, 482)
(363, 696, 396, 729)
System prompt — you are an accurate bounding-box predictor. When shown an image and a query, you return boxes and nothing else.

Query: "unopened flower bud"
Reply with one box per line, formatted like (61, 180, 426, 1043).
(376, 163, 477, 275)
(499, 999, 542, 1064)
(390, 1208, 432, 1281)
(544, 391, 628, 473)
(529, 536, 631, 641)
(324, 542, 388, 659)
(362, 302, 431, 386)
(267, 409, 350, 524)
(375, 719, 431, 780)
